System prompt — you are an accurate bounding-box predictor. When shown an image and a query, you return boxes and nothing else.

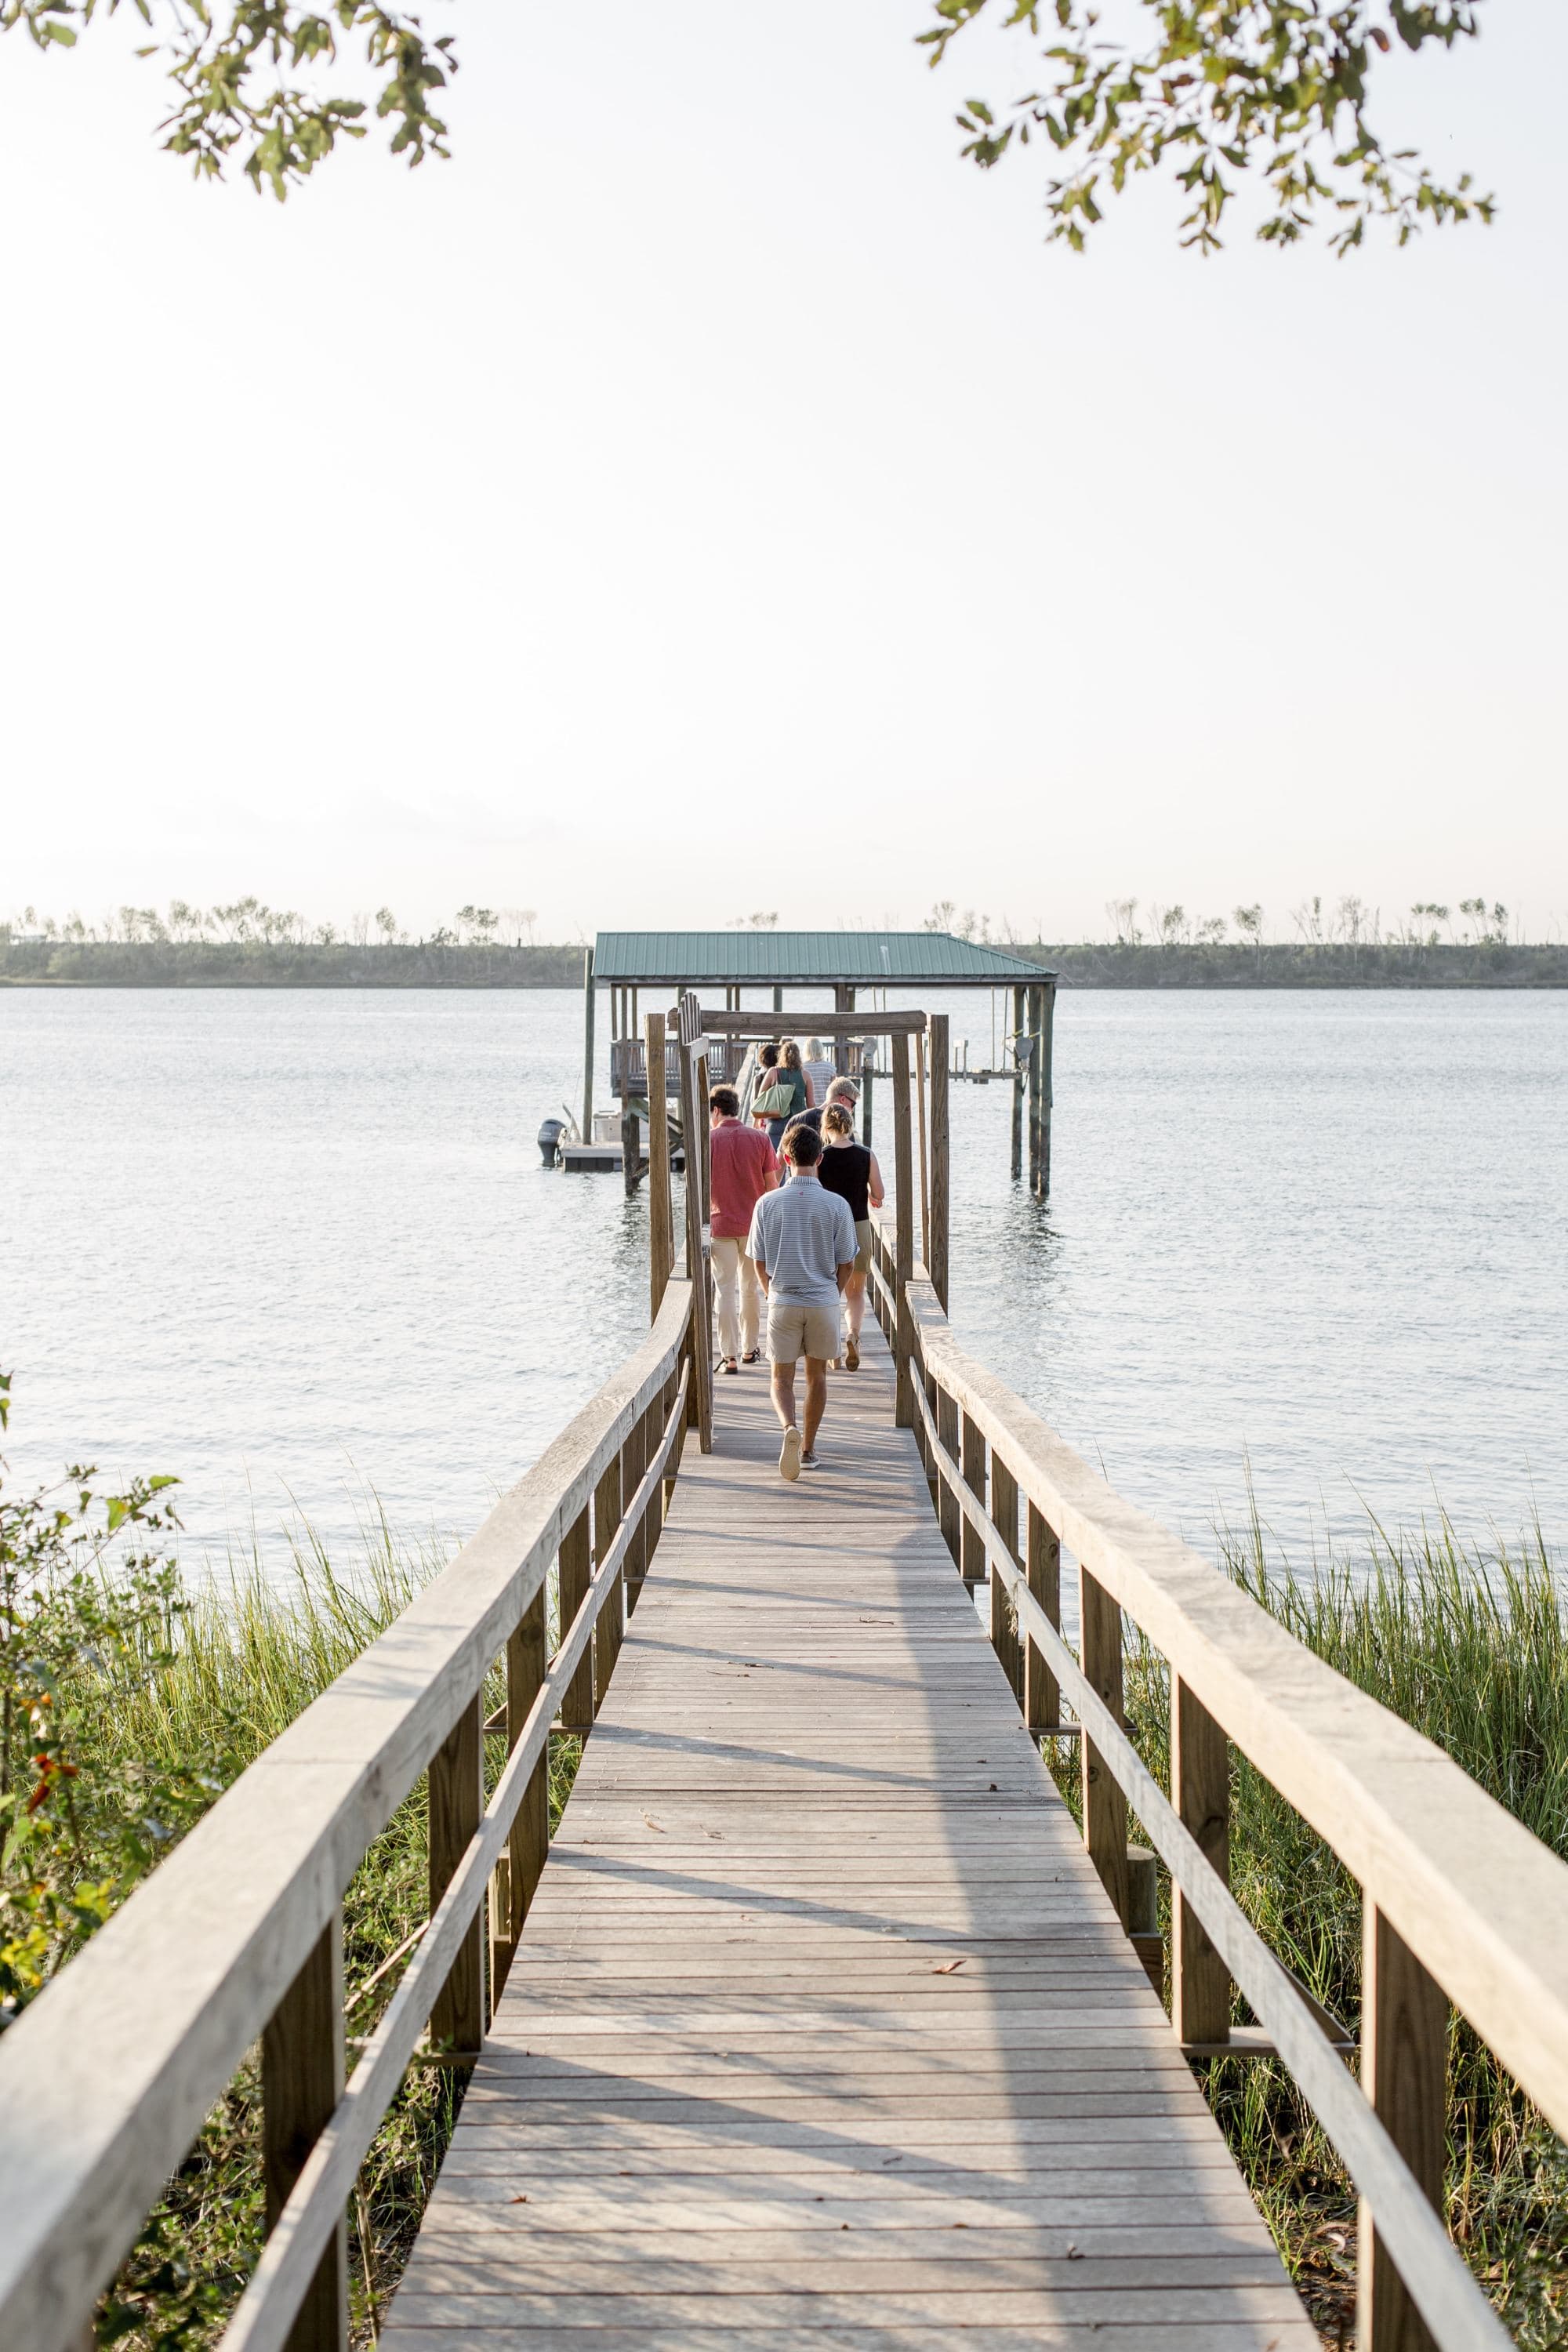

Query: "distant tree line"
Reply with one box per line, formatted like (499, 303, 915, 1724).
(1, 899, 542, 949)
(920, 894, 1534, 951)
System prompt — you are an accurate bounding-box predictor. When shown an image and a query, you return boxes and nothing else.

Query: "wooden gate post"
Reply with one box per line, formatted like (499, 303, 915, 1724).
(675, 1018, 714, 1453)
(429, 1694, 485, 2052)
(1025, 1503, 1062, 1733)
(927, 1013, 949, 1312)
(891, 1033, 915, 1428)
(1359, 1908, 1448, 2352)
(644, 1011, 673, 1314)
(1171, 1678, 1231, 2045)
(262, 1919, 347, 2352)
(1080, 1569, 1130, 1927)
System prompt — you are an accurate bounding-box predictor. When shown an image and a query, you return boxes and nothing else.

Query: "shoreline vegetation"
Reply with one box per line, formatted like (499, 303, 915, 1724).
(4, 1425, 1565, 2346)
(4, 937, 1568, 989)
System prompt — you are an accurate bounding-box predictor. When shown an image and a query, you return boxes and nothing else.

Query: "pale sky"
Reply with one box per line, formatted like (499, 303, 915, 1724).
(2, 0, 1563, 942)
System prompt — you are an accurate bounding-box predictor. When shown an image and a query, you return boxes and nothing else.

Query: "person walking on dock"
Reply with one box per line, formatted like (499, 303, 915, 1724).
(818, 1099, 884, 1373)
(746, 1123, 857, 1479)
(709, 1085, 778, 1374)
(751, 1040, 810, 1150)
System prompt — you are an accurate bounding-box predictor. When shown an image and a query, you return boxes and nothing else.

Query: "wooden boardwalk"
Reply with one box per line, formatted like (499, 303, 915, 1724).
(383, 1323, 1314, 2349)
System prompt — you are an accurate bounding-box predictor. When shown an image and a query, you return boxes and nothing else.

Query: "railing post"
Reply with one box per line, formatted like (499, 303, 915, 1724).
(990, 1455, 1022, 1700)
(960, 1412, 986, 1589)
(632, 1392, 664, 1595)
(1025, 1503, 1061, 1733)
(621, 1406, 648, 1610)
(891, 1033, 914, 1428)
(559, 1502, 593, 1736)
(927, 1013, 949, 1312)
(593, 1451, 624, 1705)
(492, 1587, 547, 2001)
(429, 1693, 485, 2051)
(935, 1385, 960, 1565)
(1171, 1676, 1231, 2046)
(262, 1920, 347, 2352)
(1079, 1568, 1130, 1927)
(644, 1011, 673, 1314)
(1359, 1907, 1448, 2352)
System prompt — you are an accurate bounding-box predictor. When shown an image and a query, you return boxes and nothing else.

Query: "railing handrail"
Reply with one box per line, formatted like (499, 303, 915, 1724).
(870, 1231, 1568, 2141)
(0, 1276, 695, 2352)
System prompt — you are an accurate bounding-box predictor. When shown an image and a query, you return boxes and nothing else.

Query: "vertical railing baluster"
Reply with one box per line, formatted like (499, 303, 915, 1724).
(960, 1413, 985, 1589)
(990, 1455, 1022, 1700)
(1079, 1567, 1130, 1928)
(498, 1588, 548, 1999)
(936, 1387, 960, 1566)
(429, 1694, 485, 2050)
(559, 1503, 593, 1736)
(1359, 1907, 1448, 2352)
(1025, 1503, 1061, 1733)
(593, 1450, 624, 1706)
(262, 1920, 347, 2352)
(1171, 1677, 1230, 2046)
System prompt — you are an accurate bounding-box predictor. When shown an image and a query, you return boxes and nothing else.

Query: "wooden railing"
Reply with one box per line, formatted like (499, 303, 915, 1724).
(0, 1276, 699, 2352)
(867, 1217, 1568, 2352)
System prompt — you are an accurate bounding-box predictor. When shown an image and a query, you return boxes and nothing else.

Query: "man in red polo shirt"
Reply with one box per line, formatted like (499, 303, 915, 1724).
(708, 1085, 778, 1374)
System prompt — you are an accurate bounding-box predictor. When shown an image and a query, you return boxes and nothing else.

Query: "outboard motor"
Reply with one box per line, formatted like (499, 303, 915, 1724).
(537, 1117, 567, 1167)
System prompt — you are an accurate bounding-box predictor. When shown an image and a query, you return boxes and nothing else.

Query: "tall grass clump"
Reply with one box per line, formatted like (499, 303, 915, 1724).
(1070, 1508, 1568, 2347)
(1, 1449, 582, 2350)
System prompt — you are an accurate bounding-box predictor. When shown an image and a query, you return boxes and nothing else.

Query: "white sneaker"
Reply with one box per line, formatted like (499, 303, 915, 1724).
(801, 1449, 821, 1469)
(779, 1426, 802, 1482)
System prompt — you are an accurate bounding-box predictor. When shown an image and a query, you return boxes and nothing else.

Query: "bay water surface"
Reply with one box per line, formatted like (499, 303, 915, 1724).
(2, 988, 1562, 1577)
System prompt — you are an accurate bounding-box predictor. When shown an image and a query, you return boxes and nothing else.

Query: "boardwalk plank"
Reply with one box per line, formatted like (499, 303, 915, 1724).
(383, 1324, 1309, 2346)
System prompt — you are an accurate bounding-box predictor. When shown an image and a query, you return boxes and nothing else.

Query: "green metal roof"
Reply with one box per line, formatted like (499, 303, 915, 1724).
(592, 931, 1051, 987)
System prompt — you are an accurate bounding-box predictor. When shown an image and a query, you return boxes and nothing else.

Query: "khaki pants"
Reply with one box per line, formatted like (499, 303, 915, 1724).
(711, 1235, 761, 1359)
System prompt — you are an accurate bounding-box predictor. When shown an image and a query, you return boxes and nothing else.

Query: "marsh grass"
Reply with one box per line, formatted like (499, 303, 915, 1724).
(50, 1502, 1568, 2348)
(1043, 1508, 1568, 2346)
(85, 1515, 583, 2349)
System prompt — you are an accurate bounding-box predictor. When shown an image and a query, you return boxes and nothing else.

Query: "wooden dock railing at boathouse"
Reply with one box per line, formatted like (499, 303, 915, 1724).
(863, 1152, 1568, 2352)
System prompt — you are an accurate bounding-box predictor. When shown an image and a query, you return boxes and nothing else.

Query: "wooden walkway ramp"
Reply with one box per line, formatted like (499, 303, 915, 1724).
(383, 1325, 1314, 2350)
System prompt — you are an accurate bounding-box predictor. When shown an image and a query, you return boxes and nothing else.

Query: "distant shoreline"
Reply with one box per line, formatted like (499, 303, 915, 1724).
(2, 940, 1565, 989)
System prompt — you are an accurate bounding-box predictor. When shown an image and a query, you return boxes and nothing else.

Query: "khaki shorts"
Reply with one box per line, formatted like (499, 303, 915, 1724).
(853, 1218, 874, 1276)
(767, 1296, 840, 1364)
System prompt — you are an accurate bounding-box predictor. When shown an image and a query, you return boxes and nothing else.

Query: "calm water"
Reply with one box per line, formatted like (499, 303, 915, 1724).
(2, 989, 1563, 1575)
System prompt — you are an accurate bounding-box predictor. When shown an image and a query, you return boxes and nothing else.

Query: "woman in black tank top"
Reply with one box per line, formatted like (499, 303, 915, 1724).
(818, 1136, 871, 1221)
(818, 1104, 884, 1370)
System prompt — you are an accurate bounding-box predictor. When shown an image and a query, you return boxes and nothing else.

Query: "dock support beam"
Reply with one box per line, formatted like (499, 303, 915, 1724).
(833, 984, 855, 1076)
(645, 1010, 673, 1310)
(1011, 984, 1025, 1181)
(581, 948, 595, 1148)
